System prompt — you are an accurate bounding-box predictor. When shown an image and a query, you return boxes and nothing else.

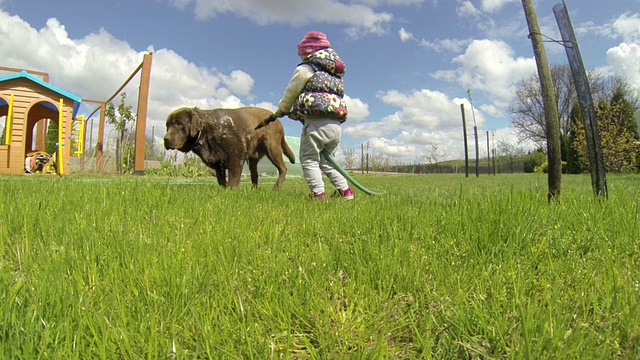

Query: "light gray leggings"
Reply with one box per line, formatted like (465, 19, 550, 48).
(299, 118, 349, 194)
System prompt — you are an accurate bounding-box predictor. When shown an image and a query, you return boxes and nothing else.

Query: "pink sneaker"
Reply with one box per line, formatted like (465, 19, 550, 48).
(311, 192, 328, 200)
(337, 188, 354, 200)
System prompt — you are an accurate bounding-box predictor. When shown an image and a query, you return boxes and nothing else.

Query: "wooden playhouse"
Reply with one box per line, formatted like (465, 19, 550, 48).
(0, 70, 83, 175)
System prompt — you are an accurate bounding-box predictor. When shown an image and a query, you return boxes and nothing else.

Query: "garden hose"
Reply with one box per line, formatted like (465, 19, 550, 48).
(321, 150, 386, 196)
(258, 113, 385, 196)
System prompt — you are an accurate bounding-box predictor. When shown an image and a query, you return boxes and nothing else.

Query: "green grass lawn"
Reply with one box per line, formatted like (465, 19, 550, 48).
(1, 173, 638, 359)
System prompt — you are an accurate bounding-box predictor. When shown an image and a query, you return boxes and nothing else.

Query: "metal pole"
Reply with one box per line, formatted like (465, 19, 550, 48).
(486, 131, 491, 175)
(554, 1, 607, 197)
(474, 126, 479, 177)
(467, 89, 480, 177)
(460, 104, 469, 177)
(366, 141, 369, 174)
(361, 143, 364, 174)
(492, 130, 497, 175)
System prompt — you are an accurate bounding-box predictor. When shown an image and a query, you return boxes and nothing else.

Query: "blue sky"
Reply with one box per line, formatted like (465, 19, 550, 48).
(1, 0, 639, 164)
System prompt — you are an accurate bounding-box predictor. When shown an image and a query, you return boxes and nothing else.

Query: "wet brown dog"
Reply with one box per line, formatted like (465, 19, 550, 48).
(163, 107, 295, 188)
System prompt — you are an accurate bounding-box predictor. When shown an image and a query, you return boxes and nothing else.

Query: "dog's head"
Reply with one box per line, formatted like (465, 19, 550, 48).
(163, 107, 204, 152)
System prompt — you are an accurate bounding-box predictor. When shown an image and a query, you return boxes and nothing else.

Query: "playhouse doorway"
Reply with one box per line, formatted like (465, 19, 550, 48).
(24, 101, 60, 174)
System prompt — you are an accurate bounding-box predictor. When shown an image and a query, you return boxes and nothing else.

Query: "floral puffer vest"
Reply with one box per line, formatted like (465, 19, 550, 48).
(290, 48, 348, 122)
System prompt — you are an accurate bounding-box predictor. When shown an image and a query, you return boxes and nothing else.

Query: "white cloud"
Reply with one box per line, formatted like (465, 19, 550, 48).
(340, 89, 490, 161)
(577, 11, 640, 42)
(612, 12, 640, 43)
(479, 103, 502, 117)
(343, 113, 402, 138)
(400, 26, 470, 54)
(0, 13, 142, 100)
(399, 27, 414, 42)
(221, 70, 254, 97)
(480, 0, 517, 13)
(568, 12, 640, 100)
(0, 10, 257, 145)
(587, 12, 640, 99)
(607, 42, 640, 97)
(430, 70, 457, 82)
(344, 95, 370, 121)
(168, 0, 394, 36)
(352, 0, 423, 6)
(377, 89, 468, 130)
(368, 137, 421, 159)
(419, 38, 471, 53)
(353, 37, 540, 162)
(449, 39, 536, 102)
(456, 1, 480, 18)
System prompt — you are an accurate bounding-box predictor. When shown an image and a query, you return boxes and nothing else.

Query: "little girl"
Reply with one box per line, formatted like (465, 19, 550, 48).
(274, 31, 354, 200)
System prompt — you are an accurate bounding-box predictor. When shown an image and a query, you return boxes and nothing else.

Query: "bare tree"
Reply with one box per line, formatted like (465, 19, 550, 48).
(369, 153, 390, 172)
(423, 143, 449, 173)
(498, 139, 525, 173)
(389, 157, 404, 173)
(508, 64, 610, 147)
(340, 146, 358, 170)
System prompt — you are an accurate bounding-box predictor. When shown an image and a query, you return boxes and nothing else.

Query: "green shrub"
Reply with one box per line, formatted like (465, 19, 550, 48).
(523, 150, 546, 173)
(534, 160, 567, 173)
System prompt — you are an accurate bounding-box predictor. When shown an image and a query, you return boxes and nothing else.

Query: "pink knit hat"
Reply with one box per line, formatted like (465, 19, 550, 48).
(297, 31, 331, 57)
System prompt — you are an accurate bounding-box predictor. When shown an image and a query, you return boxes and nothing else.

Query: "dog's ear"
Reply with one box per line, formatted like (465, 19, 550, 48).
(187, 108, 203, 138)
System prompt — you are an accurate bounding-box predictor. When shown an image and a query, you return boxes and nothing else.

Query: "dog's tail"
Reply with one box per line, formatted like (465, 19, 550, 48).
(282, 137, 296, 164)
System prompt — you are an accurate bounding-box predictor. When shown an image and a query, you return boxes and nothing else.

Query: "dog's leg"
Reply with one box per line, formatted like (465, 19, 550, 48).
(273, 162, 287, 189)
(264, 152, 287, 189)
(227, 163, 243, 187)
(213, 163, 228, 186)
(248, 158, 260, 187)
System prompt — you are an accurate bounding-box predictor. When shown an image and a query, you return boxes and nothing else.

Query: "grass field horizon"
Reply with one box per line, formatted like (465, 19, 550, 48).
(1, 173, 638, 358)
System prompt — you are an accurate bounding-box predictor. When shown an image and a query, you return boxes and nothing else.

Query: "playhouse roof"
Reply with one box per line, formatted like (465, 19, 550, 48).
(0, 70, 82, 118)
